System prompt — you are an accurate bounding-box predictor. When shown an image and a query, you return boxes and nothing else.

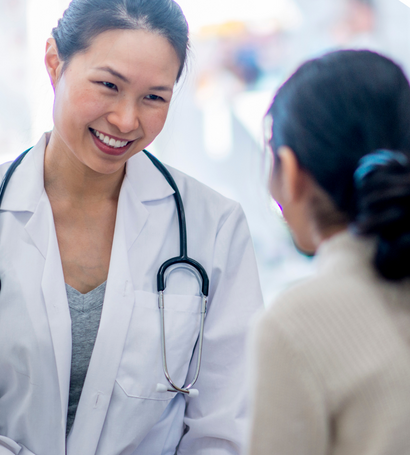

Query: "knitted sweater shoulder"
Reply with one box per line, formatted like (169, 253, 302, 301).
(247, 231, 410, 455)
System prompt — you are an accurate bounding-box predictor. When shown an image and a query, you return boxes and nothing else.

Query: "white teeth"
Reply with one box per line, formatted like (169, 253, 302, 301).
(92, 129, 129, 148)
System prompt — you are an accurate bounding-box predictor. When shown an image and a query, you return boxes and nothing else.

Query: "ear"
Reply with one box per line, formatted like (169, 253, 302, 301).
(45, 38, 64, 90)
(277, 145, 305, 204)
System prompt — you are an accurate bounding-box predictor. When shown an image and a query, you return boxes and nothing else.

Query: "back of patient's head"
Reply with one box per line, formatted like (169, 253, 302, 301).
(267, 49, 410, 281)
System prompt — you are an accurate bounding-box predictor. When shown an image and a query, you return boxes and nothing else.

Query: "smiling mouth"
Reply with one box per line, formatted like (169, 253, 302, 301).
(90, 128, 133, 149)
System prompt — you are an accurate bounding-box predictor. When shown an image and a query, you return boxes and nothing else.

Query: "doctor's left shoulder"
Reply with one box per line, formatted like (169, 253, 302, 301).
(165, 163, 249, 223)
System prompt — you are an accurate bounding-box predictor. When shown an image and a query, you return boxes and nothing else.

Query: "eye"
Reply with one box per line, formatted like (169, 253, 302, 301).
(145, 94, 165, 102)
(101, 81, 118, 91)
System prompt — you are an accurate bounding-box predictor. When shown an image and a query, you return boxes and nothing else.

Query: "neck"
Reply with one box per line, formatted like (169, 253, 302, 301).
(44, 133, 125, 203)
(314, 224, 348, 249)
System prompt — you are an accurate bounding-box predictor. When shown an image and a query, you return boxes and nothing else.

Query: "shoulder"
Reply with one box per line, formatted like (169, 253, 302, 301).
(261, 264, 381, 337)
(256, 256, 410, 380)
(167, 164, 239, 208)
(263, 234, 387, 329)
(0, 138, 44, 186)
(0, 160, 13, 179)
(128, 151, 242, 223)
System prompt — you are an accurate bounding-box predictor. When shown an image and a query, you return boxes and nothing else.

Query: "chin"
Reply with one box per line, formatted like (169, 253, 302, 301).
(82, 156, 127, 175)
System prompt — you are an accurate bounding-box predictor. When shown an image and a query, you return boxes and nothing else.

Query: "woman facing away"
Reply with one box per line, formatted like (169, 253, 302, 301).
(0, 1, 264, 454)
(246, 50, 410, 454)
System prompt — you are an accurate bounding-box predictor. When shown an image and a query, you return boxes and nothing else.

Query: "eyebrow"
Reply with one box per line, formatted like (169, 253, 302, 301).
(95, 66, 130, 83)
(94, 66, 173, 91)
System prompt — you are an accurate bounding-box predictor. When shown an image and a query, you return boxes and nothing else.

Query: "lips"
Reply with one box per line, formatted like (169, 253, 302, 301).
(90, 128, 134, 148)
(90, 128, 136, 156)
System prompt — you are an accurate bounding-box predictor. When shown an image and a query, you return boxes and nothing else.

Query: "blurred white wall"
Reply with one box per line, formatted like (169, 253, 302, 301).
(0, 0, 30, 161)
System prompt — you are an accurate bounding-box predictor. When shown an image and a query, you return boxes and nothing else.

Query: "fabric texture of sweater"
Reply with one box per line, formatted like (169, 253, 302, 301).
(246, 230, 410, 455)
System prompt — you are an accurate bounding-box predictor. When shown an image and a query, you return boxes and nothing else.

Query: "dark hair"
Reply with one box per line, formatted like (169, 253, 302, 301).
(52, 0, 189, 81)
(267, 50, 410, 280)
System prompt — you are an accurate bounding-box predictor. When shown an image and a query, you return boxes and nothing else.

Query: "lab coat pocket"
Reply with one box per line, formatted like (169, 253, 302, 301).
(116, 290, 202, 400)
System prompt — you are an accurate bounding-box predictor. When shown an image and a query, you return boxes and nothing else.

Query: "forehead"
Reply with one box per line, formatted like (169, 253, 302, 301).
(71, 29, 180, 85)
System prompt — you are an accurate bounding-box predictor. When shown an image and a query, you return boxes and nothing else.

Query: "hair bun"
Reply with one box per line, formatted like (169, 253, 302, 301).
(375, 235, 410, 280)
(354, 149, 410, 280)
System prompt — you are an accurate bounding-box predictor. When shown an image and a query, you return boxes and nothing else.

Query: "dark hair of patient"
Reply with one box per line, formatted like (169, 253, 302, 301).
(52, 0, 189, 81)
(268, 50, 410, 281)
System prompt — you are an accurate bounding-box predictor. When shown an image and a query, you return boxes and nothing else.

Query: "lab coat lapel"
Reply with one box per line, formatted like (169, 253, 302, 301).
(38, 198, 72, 423)
(3, 135, 72, 429)
(105, 150, 175, 251)
(67, 176, 150, 453)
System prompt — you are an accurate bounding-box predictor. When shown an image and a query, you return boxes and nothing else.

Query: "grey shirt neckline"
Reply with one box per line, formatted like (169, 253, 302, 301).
(65, 281, 107, 312)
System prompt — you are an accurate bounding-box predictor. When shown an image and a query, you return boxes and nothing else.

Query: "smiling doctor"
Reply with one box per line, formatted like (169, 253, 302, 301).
(0, 1, 263, 454)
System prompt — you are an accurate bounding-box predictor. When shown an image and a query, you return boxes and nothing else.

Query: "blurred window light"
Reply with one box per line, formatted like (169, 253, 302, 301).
(203, 99, 233, 161)
(399, 0, 410, 7)
(177, 0, 303, 34)
(232, 90, 277, 148)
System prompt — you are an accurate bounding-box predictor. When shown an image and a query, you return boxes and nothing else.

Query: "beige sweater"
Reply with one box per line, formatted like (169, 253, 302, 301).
(246, 231, 410, 455)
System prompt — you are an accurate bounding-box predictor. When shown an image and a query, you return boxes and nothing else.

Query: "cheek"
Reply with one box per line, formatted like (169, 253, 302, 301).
(145, 107, 170, 136)
(56, 82, 104, 125)
(70, 89, 103, 121)
(269, 171, 284, 210)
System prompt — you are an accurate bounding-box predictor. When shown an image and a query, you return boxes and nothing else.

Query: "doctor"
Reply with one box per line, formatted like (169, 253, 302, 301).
(0, 0, 263, 454)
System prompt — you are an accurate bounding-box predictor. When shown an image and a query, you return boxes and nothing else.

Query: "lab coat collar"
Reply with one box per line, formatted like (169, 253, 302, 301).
(0, 136, 175, 214)
(2, 135, 175, 257)
(0, 133, 46, 213)
(125, 149, 175, 202)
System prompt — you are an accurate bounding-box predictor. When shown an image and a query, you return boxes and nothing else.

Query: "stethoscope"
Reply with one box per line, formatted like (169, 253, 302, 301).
(0, 147, 209, 398)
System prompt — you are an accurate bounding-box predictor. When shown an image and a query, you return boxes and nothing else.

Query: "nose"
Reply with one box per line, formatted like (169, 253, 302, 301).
(107, 98, 140, 134)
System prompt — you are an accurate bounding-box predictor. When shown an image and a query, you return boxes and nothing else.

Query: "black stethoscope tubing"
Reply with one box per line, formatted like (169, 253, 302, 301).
(0, 147, 32, 207)
(0, 147, 209, 396)
(0, 148, 209, 297)
(143, 150, 209, 296)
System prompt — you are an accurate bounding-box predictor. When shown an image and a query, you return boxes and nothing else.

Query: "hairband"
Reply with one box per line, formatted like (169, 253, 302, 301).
(354, 149, 408, 187)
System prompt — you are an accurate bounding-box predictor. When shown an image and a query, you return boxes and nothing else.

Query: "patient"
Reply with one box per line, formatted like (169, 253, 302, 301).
(246, 50, 410, 455)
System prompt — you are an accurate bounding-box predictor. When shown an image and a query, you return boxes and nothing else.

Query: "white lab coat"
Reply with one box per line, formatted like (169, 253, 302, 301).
(0, 134, 263, 455)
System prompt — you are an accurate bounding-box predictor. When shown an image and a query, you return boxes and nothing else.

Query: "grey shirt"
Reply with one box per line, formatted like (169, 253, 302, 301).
(65, 282, 106, 437)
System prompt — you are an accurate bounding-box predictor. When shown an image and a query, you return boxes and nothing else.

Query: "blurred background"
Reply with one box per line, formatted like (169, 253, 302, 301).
(2, 0, 410, 304)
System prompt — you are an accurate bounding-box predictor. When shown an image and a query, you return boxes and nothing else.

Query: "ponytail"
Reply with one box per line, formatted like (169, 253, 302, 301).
(353, 150, 410, 280)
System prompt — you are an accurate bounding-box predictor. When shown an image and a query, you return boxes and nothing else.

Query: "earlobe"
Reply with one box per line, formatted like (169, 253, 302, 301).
(45, 38, 63, 90)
